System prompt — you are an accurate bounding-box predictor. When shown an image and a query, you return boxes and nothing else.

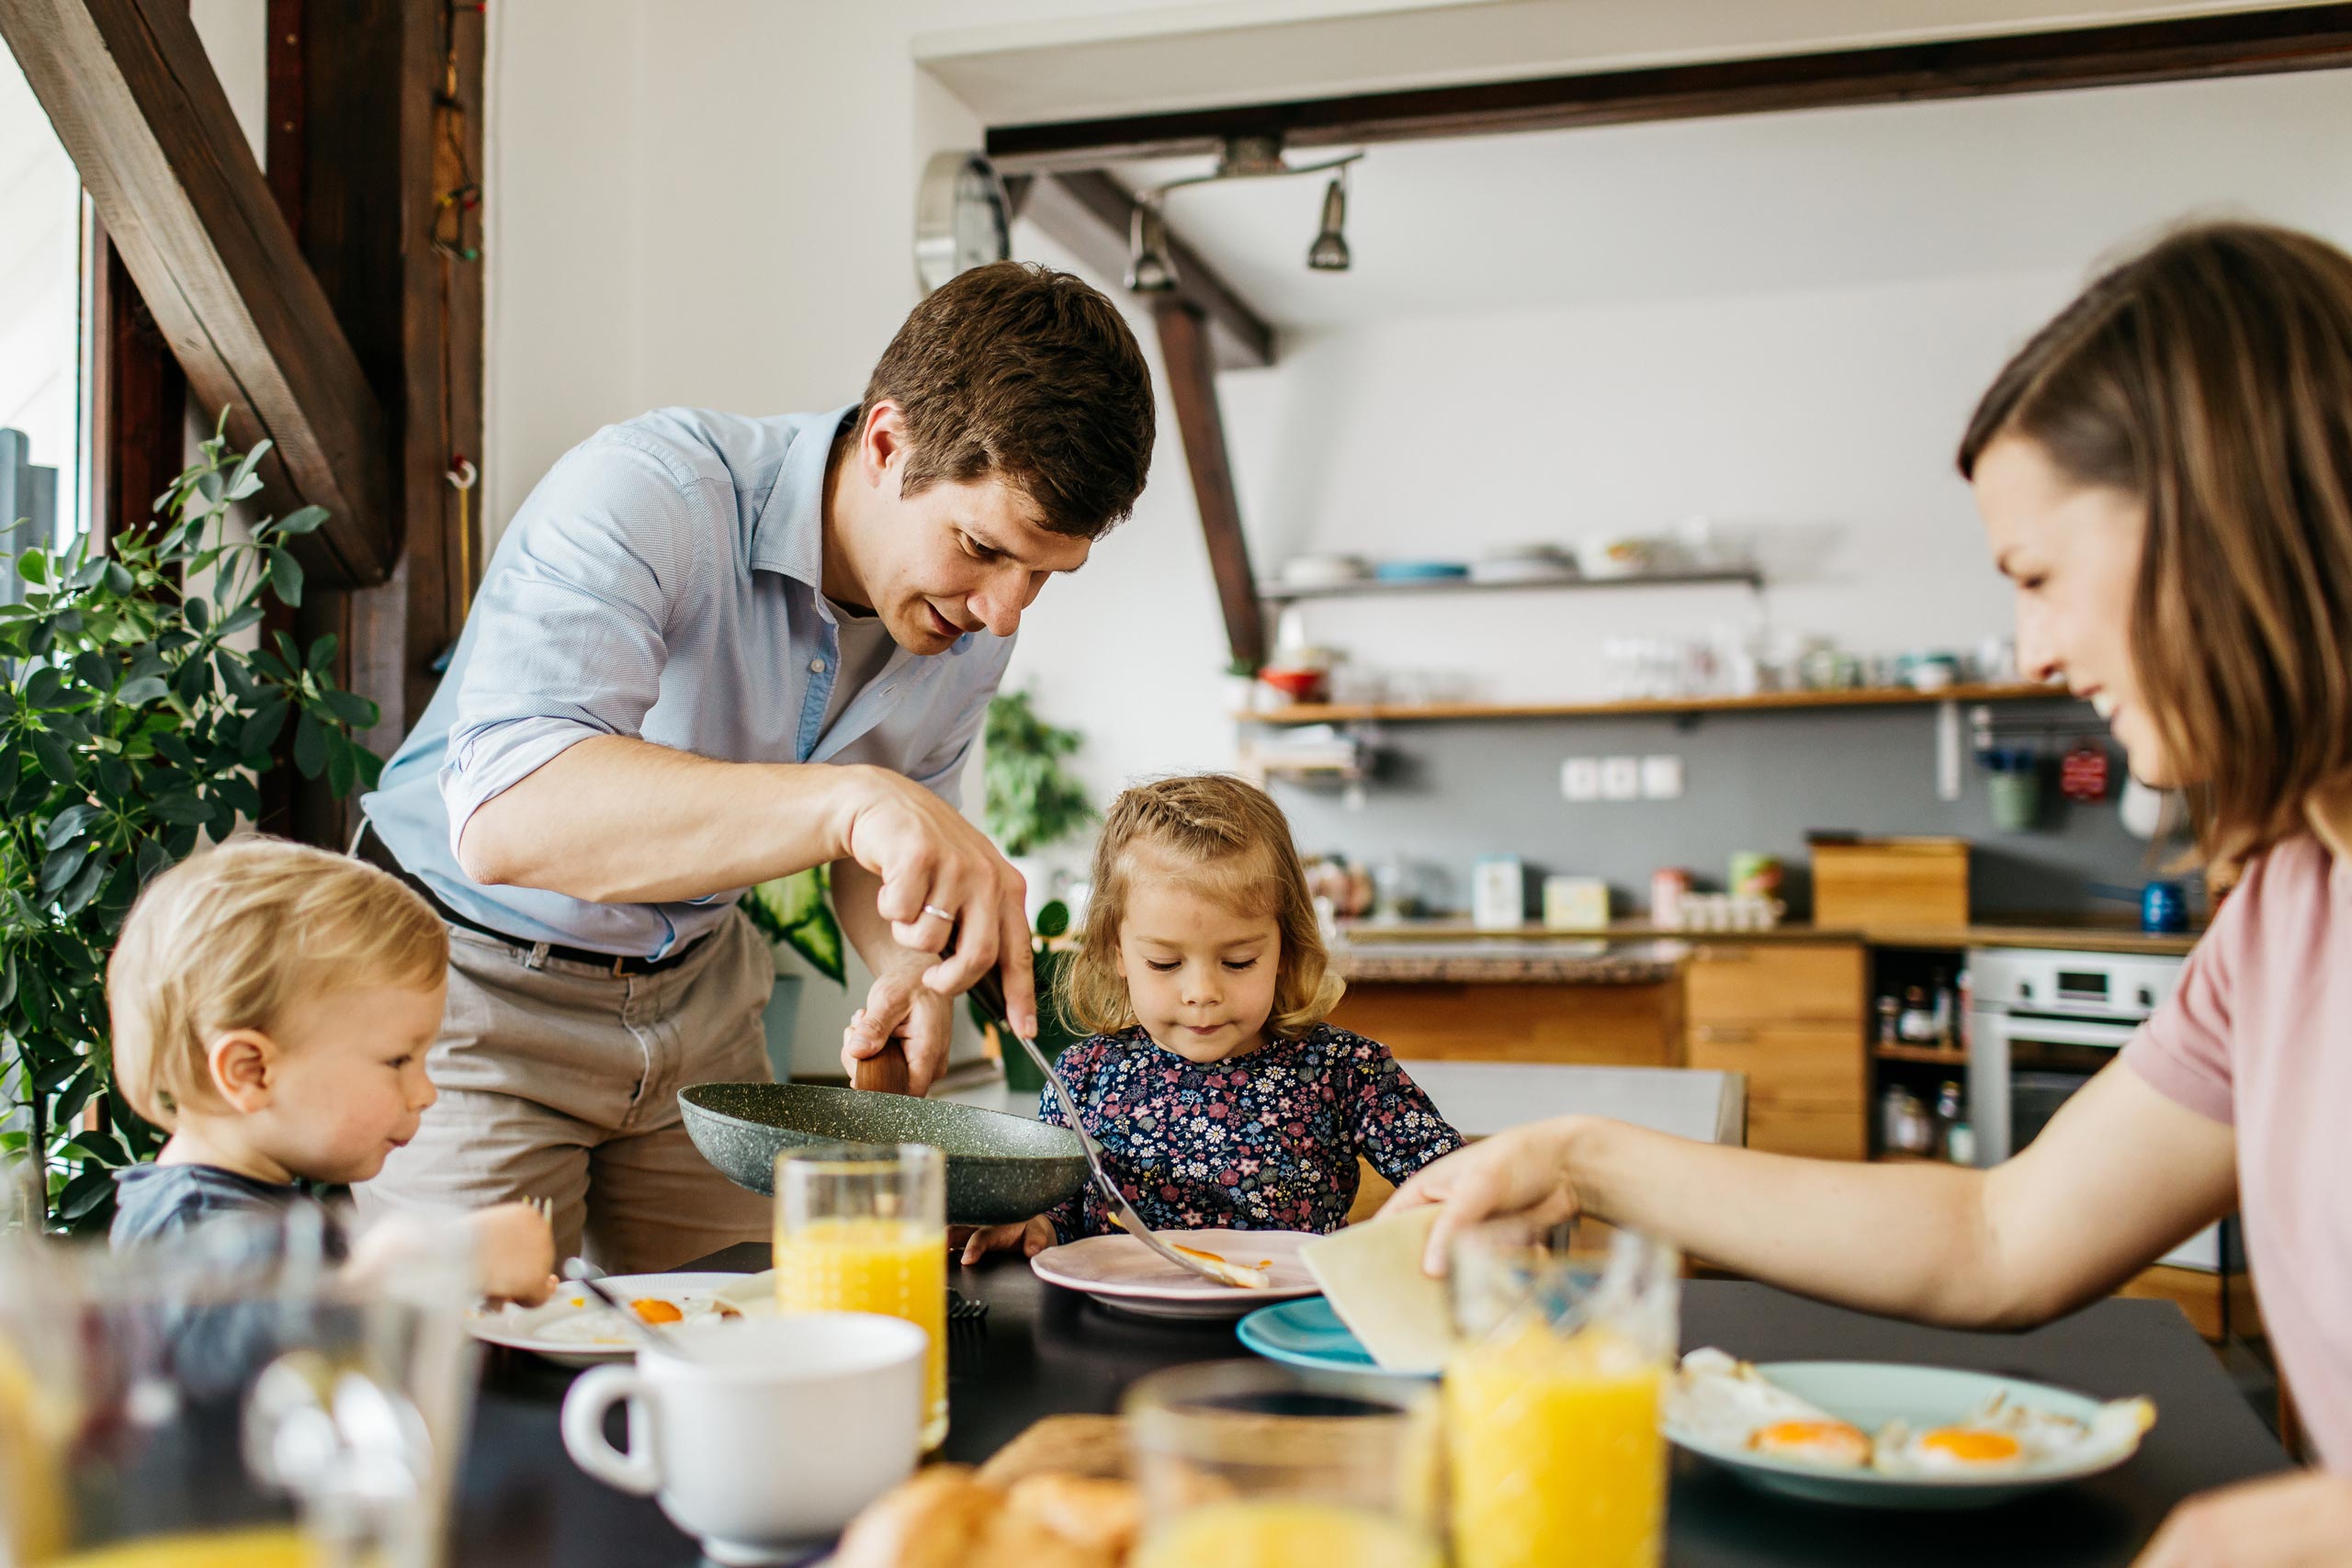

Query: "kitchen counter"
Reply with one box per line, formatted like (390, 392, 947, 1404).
(943, 1059, 1746, 1147)
(1334, 937, 1683, 984)
(1340, 918, 2202, 958)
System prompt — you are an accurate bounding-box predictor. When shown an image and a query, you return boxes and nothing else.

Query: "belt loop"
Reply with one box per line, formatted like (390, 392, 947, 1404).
(611, 953, 628, 979)
(525, 942, 550, 971)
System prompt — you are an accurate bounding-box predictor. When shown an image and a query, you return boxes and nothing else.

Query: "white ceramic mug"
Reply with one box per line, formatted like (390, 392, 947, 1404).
(560, 1313, 924, 1565)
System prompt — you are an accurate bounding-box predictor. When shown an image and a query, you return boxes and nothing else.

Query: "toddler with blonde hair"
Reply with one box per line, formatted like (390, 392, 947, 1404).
(107, 836, 552, 1301)
(961, 774, 1462, 1260)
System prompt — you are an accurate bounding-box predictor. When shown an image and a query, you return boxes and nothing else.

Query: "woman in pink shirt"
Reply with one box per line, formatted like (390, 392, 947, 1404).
(1393, 220, 2352, 1566)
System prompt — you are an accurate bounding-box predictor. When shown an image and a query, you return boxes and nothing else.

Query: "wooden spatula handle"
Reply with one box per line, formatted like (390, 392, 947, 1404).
(850, 1041, 913, 1097)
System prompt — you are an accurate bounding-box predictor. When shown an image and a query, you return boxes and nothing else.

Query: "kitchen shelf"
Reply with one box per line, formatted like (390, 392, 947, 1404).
(1873, 1043, 1970, 1066)
(1262, 566, 1762, 604)
(1236, 682, 2070, 726)
(1870, 1152, 1950, 1166)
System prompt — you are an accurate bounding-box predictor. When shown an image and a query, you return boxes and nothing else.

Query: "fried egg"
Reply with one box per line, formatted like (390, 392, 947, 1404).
(1666, 1348, 1874, 1471)
(529, 1290, 745, 1347)
(1872, 1391, 2155, 1476)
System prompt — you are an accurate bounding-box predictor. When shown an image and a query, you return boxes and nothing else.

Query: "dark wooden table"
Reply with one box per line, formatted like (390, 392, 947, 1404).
(454, 1245, 2289, 1567)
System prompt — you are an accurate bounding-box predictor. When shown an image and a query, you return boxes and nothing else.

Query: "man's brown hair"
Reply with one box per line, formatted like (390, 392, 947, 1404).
(859, 261, 1155, 541)
(1958, 221, 2352, 880)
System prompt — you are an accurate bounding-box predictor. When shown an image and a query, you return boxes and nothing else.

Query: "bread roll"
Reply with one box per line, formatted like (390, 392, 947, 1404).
(831, 1466, 1001, 1568)
(1006, 1473, 1142, 1558)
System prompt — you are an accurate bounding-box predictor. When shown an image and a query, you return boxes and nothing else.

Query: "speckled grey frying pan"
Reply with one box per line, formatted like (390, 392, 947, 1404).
(677, 1081, 1088, 1226)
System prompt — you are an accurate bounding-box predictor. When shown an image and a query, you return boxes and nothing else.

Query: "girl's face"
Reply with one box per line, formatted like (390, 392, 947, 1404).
(1973, 434, 2177, 786)
(1114, 851, 1283, 1066)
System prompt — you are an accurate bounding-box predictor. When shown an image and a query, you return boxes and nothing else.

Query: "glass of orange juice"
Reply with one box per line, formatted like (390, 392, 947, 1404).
(1125, 1361, 1442, 1568)
(773, 1142, 947, 1450)
(1444, 1216, 1681, 1568)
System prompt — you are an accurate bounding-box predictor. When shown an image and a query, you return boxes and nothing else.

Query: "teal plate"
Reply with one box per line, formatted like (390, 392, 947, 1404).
(1668, 1361, 2153, 1511)
(1238, 1298, 1434, 1380)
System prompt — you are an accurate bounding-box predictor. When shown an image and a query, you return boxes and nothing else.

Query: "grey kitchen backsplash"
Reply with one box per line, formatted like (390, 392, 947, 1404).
(1265, 697, 2199, 922)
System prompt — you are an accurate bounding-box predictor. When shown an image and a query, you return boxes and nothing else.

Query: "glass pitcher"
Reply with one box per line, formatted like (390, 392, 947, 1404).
(1444, 1216, 1681, 1568)
(0, 1203, 478, 1568)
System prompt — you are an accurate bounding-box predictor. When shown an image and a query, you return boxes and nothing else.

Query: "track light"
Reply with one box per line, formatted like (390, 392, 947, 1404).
(1125, 196, 1178, 293)
(1306, 170, 1350, 272)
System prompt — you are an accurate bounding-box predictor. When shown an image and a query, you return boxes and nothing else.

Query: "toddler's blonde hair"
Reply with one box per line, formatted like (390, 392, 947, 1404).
(1061, 774, 1343, 1040)
(107, 836, 447, 1128)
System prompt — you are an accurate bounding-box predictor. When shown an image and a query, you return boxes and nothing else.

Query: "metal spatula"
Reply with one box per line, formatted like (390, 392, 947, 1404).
(969, 970, 1269, 1292)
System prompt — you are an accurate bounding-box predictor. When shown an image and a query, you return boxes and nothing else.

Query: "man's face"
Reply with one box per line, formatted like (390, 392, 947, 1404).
(839, 404, 1094, 652)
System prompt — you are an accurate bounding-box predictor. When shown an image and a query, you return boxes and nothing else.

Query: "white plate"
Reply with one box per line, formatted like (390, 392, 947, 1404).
(465, 1271, 775, 1364)
(1029, 1230, 1322, 1320)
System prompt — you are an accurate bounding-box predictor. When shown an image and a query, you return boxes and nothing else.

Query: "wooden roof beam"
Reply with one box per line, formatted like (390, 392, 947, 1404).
(2, 0, 399, 587)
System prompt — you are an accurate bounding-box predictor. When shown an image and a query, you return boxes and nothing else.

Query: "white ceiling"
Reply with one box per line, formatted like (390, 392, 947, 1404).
(1072, 67, 2352, 329)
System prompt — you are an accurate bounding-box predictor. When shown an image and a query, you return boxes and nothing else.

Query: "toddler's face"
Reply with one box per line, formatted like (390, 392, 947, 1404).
(1114, 866, 1281, 1066)
(249, 979, 446, 1184)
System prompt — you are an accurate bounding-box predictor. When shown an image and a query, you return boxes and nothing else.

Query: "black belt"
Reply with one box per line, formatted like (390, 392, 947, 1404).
(354, 824, 709, 978)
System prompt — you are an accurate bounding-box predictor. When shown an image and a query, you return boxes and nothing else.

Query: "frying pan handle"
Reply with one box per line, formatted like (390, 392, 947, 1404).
(850, 1043, 912, 1096)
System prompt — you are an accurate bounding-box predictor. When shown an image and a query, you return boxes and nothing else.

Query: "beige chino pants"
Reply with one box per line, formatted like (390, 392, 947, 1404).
(356, 908, 775, 1273)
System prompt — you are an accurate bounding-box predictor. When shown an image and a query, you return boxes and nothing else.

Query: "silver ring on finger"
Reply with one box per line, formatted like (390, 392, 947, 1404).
(922, 903, 955, 923)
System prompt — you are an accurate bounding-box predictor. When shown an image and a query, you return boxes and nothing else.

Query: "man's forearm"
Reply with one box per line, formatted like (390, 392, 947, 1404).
(457, 735, 872, 903)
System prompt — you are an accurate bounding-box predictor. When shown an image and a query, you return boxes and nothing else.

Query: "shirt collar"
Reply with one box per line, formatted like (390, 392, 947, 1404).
(747, 403, 856, 591)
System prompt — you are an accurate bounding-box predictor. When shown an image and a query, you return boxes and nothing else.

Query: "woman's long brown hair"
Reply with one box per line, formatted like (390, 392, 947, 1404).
(1958, 221, 2352, 880)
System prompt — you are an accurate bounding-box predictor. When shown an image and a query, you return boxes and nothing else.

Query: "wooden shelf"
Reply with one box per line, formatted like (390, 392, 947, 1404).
(1262, 566, 1761, 604)
(1237, 682, 2073, 727)
(1870, 1151, 1947, 1165)
(1874, 1043, 1970, 1066)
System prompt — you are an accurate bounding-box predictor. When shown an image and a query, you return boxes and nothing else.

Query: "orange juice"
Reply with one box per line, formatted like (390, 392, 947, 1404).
(47, 1527, 322, 1568)
(774, 1215, 946, 1447)
(1445, 1323, 1666, 1568)
(1134, 1500, 1442, 1568)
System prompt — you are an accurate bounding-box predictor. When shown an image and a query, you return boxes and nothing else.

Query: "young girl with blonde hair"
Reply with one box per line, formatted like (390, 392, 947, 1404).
(961, 774, 1461, 1260)
(1393, 221, 2352, 1562)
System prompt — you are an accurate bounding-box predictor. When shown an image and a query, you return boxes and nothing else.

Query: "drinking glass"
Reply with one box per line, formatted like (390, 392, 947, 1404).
(1445, 1216, 1681, 1568)
(0, 1204, 477, 1568)
(1125, 1360, 1442, 1568)
(773, 1143, 947, 1450)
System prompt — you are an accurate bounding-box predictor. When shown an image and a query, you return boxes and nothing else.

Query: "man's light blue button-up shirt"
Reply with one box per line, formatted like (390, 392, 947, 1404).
(361, 406, 1012, 958)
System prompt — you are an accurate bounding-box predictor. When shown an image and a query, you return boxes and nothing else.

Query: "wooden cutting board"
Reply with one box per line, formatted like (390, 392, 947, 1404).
(978, 1414, 1131, 1485)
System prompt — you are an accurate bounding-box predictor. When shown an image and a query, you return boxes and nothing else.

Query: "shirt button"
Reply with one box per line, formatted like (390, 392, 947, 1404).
(809, 659, 826, 674)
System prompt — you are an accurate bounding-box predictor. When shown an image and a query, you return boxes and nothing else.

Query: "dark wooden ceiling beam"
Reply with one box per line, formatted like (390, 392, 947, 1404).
(1154, 300, 1266, 671)
(1021, 170, 1275, 371)
(1, 0, 399, 588)
(987, 4, 2352, 168)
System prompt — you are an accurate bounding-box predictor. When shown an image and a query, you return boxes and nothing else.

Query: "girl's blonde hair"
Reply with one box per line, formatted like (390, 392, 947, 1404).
(107, 836, 448, 1128)
(1959, 221, 2352, 880)
(1061, 774, 1344, 1039)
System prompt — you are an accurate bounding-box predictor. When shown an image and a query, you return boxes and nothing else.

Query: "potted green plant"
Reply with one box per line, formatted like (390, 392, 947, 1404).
(0, 418, 389, 1231)
(981, 690, 1092, 922)
(739, 866, 845, 1077)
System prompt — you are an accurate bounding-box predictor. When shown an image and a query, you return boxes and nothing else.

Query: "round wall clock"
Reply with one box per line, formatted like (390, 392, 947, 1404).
(914, 150, 1012, 294)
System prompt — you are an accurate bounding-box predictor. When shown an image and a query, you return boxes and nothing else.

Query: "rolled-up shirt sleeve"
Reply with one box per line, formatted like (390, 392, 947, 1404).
(438, 442, 693, 855)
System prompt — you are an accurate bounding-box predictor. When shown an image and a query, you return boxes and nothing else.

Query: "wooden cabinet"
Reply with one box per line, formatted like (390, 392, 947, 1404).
(1682, 942, 1867, 1158)
(1329, 980, 1682, 1067)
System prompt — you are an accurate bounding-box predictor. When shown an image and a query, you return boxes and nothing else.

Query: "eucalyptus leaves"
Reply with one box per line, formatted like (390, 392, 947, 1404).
(0, 416, 383, 1230)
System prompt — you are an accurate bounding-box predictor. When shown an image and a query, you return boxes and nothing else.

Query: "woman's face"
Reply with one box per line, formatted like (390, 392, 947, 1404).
(1972, 434, 2178, 786)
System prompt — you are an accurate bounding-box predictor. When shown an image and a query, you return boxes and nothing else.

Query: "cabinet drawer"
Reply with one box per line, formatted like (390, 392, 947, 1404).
(1685, 1022, 1866, 1106)
(1747, 1102, 1866, 1161)
(1686, 942, 1864, 1026)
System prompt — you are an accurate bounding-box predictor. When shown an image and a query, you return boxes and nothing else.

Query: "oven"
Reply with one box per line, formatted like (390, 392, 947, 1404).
(1966, 946, 2238, 1272)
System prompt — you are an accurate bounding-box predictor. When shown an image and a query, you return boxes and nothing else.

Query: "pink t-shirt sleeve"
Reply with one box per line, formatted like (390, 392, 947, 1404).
(2120, 868, 2253, 1127)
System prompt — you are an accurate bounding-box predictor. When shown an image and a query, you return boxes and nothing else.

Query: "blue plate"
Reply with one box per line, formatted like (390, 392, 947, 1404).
(1373, 560, 1470, 581)
(1237, 1298, 1434, 1379)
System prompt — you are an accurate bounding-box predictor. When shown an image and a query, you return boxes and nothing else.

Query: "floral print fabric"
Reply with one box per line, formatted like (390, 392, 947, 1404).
(1037, 1022, 1465, 1243)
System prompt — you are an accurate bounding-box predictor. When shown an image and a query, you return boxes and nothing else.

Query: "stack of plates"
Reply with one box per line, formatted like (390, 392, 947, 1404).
(1281, 554, 1370, 589)
(1374, 560, 1470, 583)
(1471, 544, 1578, 584)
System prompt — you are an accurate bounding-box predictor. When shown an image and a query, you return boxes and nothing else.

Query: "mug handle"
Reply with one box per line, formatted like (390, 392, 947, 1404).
(560, 1363, 662, 1496)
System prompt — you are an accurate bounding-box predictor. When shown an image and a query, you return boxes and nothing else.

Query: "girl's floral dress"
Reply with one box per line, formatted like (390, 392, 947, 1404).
(1036, 1022, 1465, 1243)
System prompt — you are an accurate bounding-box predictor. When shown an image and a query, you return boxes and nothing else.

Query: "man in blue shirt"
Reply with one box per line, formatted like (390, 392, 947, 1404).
(356, 264, 1155, 1269)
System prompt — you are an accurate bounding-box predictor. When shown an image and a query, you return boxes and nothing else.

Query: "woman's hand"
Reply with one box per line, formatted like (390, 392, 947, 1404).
(952, 1215, 1057, 1265)
(1382, 1118, 1585, 1276)
(470, 1201, 559, 1306)
(2136, 1471, 2352, 1566)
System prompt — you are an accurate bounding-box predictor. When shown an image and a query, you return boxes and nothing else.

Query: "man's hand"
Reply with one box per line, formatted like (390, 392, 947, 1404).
(841, 768, 1036, 1037)
(1382, 1118, 1586, 1277)
(842, 969, 956, 1096)
(2135, 1472, 2352, 1567)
